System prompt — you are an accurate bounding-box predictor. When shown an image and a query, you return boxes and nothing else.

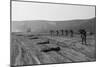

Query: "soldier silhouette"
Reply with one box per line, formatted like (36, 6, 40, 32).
(65, 30, 68, 36)
(60, 29, 64, 36)
(79, 29, 87, 45)
(56, 30, 59, 36)
(70, 30, 74, 37)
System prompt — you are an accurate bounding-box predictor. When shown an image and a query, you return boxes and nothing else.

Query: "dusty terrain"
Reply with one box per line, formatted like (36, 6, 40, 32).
(11, 33, 96, 66)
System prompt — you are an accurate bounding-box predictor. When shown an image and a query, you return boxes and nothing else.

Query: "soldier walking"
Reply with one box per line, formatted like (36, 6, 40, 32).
(70, 30, 74, 37)
(79, 29, 87, 45)
(65, 30, 68, 36)
(56, 30, 59, 36)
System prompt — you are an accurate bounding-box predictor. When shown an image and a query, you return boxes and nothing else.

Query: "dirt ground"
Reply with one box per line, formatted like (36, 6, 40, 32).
(11, 33, 96, 66)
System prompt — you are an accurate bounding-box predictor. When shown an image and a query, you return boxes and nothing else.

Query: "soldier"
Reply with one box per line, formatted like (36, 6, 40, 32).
(65, 29, 68, 36)
(70, 30, 74, 37)
(79, 29, 87, 45)
(60, 29, 64, 36)
(56, 30, 59, 36)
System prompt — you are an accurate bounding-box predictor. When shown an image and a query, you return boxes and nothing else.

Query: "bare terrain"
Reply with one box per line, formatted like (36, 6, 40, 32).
(11, 32, 96, 66)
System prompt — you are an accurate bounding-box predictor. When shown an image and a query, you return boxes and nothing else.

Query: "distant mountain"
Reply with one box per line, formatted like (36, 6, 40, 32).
(12, 17, 96, 33)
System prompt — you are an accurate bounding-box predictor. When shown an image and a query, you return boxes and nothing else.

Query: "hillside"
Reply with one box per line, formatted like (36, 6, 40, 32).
(12, 17, 96, 33)
(55, 17, 96, 33)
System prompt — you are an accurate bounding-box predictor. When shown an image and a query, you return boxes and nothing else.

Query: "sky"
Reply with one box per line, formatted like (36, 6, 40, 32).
(12, 1, 95, 21)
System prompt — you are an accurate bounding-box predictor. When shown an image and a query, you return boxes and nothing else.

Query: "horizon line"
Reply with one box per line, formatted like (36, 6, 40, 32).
(12, 17, 96, 22)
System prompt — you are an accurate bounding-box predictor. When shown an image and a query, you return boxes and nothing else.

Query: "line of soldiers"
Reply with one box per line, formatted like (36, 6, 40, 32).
(50, 29, 74, 37)
(26, 27, 87, 45)
(50, 29, 87, 45)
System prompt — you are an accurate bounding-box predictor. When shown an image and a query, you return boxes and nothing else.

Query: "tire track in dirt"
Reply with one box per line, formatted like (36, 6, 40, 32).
(56, 52, 74, 62)
(57, 42, 95, 61)
(13, 38, 41, 66)
(11, 38, 20, 66)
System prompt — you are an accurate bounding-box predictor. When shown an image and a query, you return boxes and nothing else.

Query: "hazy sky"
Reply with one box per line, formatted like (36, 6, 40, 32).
(12, 1, 95, 21)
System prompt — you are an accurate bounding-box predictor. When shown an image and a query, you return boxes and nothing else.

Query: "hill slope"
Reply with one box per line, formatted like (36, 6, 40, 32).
(12, 17, 96, 33)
